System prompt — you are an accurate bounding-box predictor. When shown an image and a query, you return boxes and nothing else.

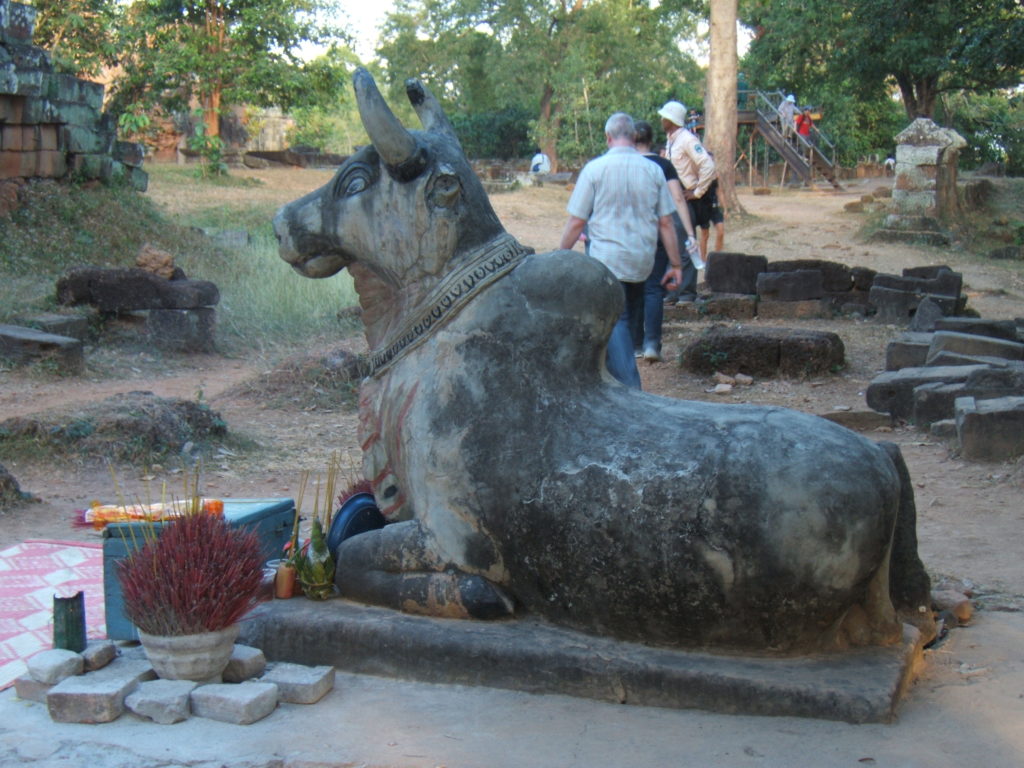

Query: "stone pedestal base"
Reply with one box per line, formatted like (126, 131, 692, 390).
(240, 599, 925, 724)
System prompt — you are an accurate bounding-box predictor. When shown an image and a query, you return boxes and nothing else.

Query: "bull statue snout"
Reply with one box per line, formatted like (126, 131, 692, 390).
(273, 195, 349, 279)
(275, 68, 933, 654)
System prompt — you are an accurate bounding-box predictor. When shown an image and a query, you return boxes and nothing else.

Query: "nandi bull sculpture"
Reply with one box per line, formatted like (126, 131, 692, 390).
(275, 69, 931, 653)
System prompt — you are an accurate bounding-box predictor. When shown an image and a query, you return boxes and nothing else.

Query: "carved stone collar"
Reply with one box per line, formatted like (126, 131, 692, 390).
(369, 233, 533, 377)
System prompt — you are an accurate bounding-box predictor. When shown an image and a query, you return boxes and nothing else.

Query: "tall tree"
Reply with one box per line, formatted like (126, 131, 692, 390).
(744, 0, 1024, 120)
(111, 0, 344, 138)
(378, 0, 701, 170)
(704, 0, 741, 213)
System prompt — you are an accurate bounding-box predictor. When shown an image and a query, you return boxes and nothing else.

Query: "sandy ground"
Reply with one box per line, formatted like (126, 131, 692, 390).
(1, 170, 1023, 765)
(2, 173, 1022, 595)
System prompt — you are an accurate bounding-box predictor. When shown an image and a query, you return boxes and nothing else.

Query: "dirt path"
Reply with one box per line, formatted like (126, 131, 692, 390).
(2, 173, 1022, 606)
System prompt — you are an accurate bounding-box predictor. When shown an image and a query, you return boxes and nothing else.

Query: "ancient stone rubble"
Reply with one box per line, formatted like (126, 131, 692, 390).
(868, 313, 1024, 461)
(0, 1, 147, 195)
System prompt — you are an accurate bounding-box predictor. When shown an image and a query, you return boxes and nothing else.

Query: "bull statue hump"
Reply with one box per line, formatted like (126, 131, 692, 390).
(274, 68, 931, 653)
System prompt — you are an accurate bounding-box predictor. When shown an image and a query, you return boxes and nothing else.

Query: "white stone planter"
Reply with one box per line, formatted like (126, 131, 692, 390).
(138, 624, 240, 681)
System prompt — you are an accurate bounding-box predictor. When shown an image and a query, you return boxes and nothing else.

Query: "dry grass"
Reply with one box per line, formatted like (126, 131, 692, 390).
(145, 164, 335, 229)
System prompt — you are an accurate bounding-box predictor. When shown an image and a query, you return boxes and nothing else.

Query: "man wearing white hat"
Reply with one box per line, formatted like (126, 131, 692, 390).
(659, 100, 717, 263)
(779, 94, 797, 142)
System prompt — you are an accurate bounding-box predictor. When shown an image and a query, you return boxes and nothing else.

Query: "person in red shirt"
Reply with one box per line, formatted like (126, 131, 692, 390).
(796, 107, 814, 140)
(795, 107, 815, 163)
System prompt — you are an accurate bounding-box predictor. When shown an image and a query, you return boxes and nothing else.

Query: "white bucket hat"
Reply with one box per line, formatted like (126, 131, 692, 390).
(658, 101, 688, 128)
(786, 94, 796, 103)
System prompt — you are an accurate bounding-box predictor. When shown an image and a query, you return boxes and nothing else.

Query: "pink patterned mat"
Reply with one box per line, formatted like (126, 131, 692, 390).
(0, 539, 106, 690)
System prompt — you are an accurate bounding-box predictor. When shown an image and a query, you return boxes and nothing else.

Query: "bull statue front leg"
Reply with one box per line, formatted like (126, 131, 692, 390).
(335, 520, 514, 620)
(345, 373, 515, 620)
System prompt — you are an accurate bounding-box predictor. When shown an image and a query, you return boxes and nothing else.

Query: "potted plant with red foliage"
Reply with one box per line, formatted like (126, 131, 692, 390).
(117, 509, 264, 681)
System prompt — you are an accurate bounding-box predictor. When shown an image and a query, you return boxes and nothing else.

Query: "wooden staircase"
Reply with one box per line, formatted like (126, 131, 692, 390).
(737, 91, 842, 190)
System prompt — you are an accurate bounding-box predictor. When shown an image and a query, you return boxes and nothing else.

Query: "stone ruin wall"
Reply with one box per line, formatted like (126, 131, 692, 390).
(0, 0, 146, 204)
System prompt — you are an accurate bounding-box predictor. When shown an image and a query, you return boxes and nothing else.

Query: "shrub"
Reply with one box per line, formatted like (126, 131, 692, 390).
(118, 511, 264, 635)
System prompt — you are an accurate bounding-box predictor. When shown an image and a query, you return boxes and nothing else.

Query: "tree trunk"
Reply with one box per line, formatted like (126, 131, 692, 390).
(538, 82, 561, 172)
(202, 91, 221, 139)
(895, 72, 937, 120)
(704, 0, 744, 214)
(202, 1, 225, 139)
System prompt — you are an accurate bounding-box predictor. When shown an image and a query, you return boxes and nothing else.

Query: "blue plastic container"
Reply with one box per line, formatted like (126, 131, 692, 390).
(102, 498, 295, 641)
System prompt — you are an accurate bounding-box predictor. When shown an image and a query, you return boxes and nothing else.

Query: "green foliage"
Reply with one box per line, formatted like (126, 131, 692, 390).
(107, 1, 347, 134)
(940, 91, 1024, 175)
(117, 103, 152, 139)
(186, 112, 229, 178)
(449, 109, 533, 159)
(287, 103, 367, 154)
(31, 0, 119, 77)
(378, 0, 703, 168)
(295, 517, 335, 597)
(743, 0, 1024, 120)
(34, 1, 353, 142)
(186, 232, 357, 351)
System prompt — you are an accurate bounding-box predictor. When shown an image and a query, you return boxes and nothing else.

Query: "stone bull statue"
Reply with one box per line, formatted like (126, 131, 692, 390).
(275, 69, 931, 653)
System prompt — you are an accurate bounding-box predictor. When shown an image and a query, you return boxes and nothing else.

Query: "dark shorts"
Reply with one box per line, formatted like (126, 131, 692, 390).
(689, 179, 724, 229)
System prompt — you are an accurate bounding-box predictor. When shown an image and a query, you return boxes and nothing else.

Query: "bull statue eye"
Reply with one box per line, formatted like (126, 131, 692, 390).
(430, 173, 461, 208)
(331, 156, 379, 199)
(345, 174, 369, 195)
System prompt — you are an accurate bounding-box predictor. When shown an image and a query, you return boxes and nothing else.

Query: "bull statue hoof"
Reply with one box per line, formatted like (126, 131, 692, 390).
(274, 68, 933, 654)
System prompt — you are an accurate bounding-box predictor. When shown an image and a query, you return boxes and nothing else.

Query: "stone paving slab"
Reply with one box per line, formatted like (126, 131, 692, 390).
(262, 662, 334, 704)
(190, 681, 278, 724)
(926, 330, 1024, 364)
(223, 644, 266, 683)
(240, 598, 924, 724)
(0, 323, 83, 373)
(955, 395, 1024, 461)
(885, 331, 933, 371)
(46, 669, 137, 723)
(866, 364, 990, 418)
(126, 679, 196, 724)
(11, 312, 89, 340)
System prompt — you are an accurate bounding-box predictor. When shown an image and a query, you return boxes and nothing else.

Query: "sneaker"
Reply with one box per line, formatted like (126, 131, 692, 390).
(634, 349, 644, 358)
(643, 345, 662, 363)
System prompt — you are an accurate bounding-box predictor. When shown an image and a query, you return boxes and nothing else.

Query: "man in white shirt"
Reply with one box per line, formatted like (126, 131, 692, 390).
(559, 112, 682, 389)
(779, 94, 797, 142)
(530, 151, 551, 173)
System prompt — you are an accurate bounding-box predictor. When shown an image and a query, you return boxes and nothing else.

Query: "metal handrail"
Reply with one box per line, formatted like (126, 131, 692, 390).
(742, 89, 837, 167)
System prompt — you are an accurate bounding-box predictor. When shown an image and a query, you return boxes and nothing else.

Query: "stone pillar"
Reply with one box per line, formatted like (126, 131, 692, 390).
(871, 118, 967, 247)
(892, 118, 966, 223)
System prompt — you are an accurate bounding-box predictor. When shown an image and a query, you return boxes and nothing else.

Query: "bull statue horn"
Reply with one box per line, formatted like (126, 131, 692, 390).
(405, 78, 461, 149)
(353, 67, 427, 182)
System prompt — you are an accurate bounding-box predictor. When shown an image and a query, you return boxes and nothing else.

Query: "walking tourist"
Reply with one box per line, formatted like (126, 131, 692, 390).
(559, 112, 681, 388)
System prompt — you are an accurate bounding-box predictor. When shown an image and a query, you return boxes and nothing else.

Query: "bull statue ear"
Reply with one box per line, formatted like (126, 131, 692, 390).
(353, 67, 428, 182)
(405, 79, 462, 150)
